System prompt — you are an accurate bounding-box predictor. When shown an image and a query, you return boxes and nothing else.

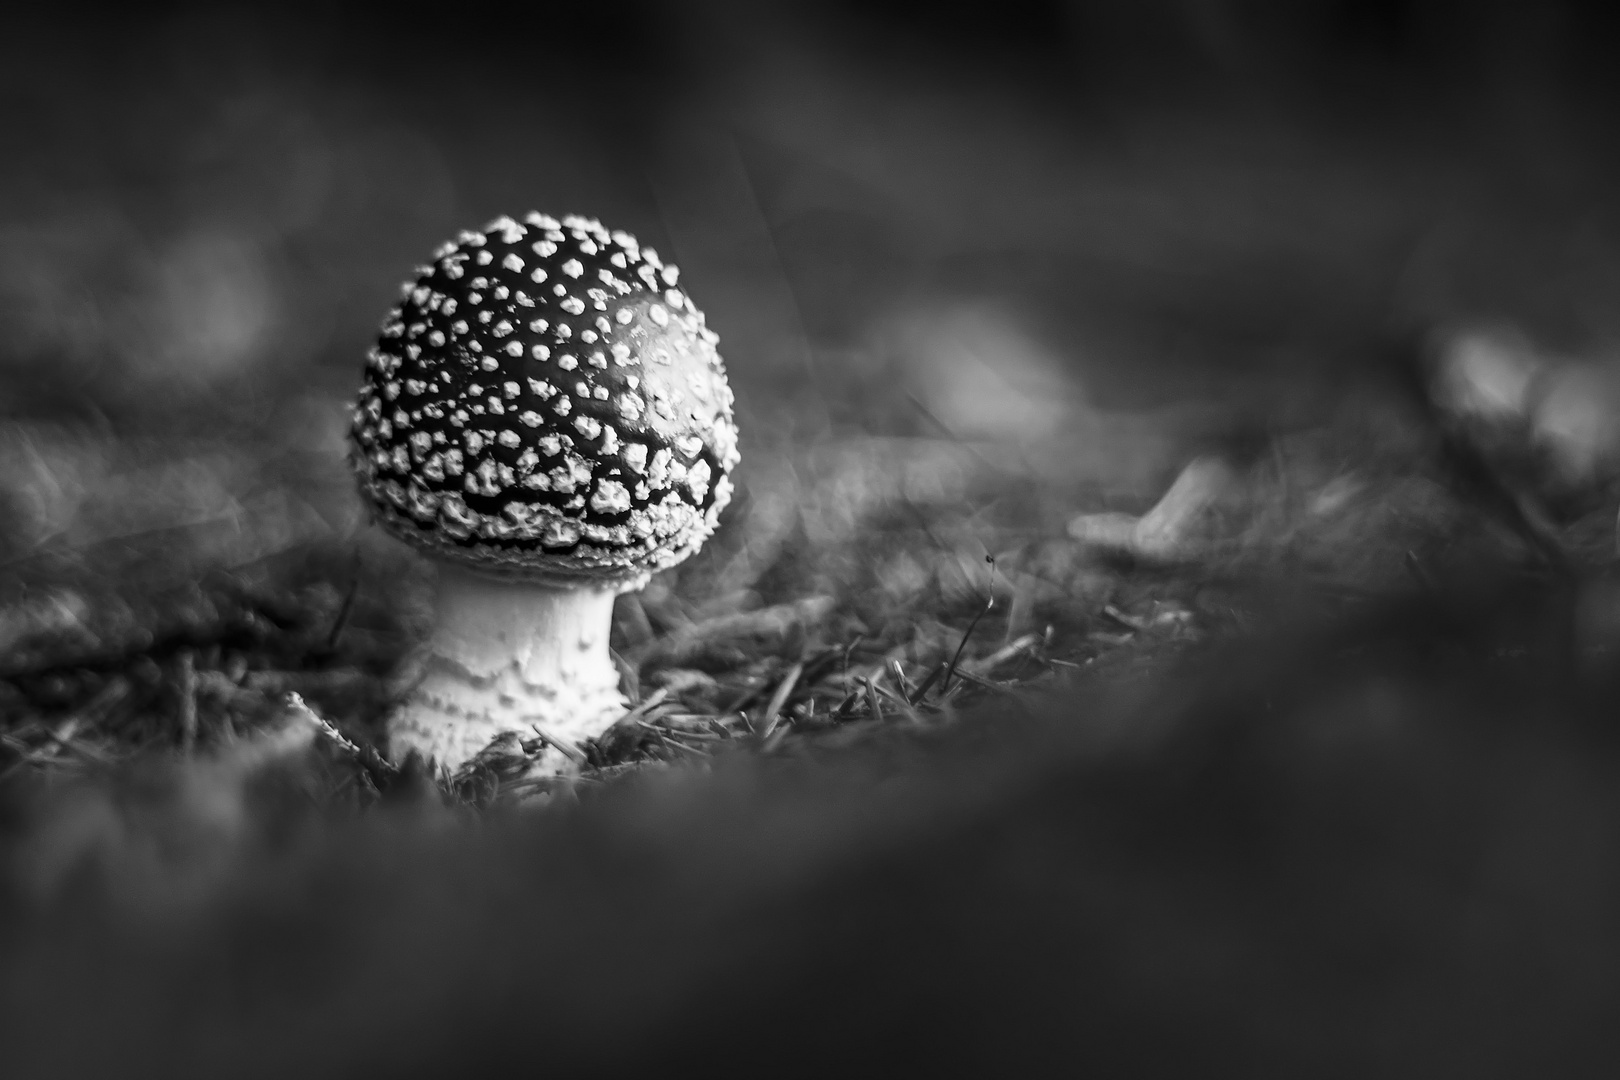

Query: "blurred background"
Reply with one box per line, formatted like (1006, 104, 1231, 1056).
(9, 0, 1620, 402)
(6, 0, 1620, 559)
(2, 0, 1617, 616)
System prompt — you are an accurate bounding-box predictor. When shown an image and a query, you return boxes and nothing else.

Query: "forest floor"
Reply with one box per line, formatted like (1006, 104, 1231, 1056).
(4, 369, 1620, 1076)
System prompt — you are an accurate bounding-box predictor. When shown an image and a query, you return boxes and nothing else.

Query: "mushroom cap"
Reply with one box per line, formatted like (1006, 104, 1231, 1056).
(350, 213, 739, 589)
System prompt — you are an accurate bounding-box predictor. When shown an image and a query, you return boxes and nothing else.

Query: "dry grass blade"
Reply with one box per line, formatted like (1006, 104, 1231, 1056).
(907, 663, 944, 705)
(886, 659, 913, 700)
(965, 633, 1041, 676)
(761, 722, 792, 754)
(1100, 605, 1149, 633)
(758, 662, 803, 740)
(531, 726, 587, 765)
(610, 686, 671, 731)
(942, 564, 997, 694)
(864, 677, 883, 723)
(868, 675, 924, 723)
(950, 668, 1022, 694)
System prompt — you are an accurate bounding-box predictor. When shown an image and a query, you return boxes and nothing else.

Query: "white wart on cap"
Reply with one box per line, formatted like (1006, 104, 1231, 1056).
(351, 212, 739, 590)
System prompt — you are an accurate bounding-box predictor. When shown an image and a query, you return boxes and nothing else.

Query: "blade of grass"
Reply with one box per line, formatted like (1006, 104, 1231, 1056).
(941, 555, 997, 694)
(610, 686, 670, 731)
(758, 661, 803, 740)
(966, 632, 1041, 676)
(529, 725, 587, 765)
(907, 663, 943, 705)
(886, 659, 913, 701)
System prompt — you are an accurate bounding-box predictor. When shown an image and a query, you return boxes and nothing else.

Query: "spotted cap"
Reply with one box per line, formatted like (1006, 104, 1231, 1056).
(350, 213, 739, 588)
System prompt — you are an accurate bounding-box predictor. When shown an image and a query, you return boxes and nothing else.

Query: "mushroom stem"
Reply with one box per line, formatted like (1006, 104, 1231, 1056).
(388, 564, 626, 775)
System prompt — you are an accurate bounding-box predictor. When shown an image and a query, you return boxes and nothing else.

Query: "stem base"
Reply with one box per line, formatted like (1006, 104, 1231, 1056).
(386, 566, 627, 776)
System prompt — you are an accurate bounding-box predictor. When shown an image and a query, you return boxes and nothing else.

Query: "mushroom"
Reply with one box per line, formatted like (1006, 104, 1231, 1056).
(349, 213, 739, 775)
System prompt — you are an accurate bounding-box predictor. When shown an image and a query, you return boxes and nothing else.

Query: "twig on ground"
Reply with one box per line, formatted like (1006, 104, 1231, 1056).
(285, 691, 398, 782)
